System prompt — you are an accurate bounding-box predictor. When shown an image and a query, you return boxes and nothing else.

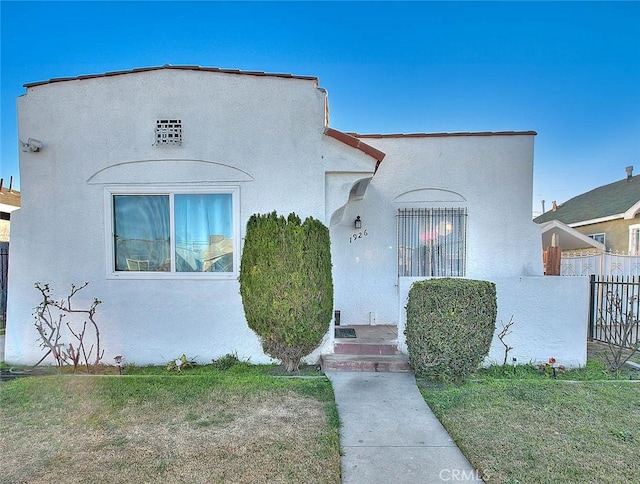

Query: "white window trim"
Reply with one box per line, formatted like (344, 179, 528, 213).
(629, 224, 640, 256)
(104, 185, 240, 280)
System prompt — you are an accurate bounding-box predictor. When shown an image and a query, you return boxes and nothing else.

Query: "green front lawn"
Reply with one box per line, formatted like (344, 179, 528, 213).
(419, 361, 640, 484)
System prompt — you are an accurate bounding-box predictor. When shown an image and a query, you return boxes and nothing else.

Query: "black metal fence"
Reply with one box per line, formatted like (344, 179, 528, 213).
(0, 242, 7, 330)
(589, 275, 640, 349)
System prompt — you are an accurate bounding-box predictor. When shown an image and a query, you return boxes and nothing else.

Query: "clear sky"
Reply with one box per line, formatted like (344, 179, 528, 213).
(1, 1, 639, 216)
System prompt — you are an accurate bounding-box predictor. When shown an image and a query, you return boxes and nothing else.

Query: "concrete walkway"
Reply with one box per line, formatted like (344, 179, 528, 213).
(326, 371, 483, 483)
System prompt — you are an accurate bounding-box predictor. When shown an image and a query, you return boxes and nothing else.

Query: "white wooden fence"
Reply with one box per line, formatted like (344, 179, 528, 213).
(561, 252, 640, 277)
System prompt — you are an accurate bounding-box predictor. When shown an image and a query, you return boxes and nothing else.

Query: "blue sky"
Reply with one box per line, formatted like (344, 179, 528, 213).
(1, 1, 639, 216)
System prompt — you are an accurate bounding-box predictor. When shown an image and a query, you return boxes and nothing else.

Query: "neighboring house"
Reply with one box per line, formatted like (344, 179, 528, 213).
(539, 219, 606, 254)
(0, 178, 21, 242)
(538, 219, 640, 277)
(0, 179, 17, 333)
(534, 169, 640, 255)
(5, 65, 588, 367)
(538, 219, 605, 275)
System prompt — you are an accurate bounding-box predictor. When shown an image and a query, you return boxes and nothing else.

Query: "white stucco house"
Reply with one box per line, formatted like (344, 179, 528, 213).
(5, 65, 588, 367)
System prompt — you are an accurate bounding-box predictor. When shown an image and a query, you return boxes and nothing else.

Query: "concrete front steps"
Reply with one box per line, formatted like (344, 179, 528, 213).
(321, 354, 411, 372)
(321, 325, 411, 372)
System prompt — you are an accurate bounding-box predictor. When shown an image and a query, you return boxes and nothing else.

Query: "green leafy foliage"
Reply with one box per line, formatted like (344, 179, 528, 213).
(239, 212, 333, 372)
(166, 354, 198, 372)
(211, 352, 241, 370)
(405, 278, 497, 383)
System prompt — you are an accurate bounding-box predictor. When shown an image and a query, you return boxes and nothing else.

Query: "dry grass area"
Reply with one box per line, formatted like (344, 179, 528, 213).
(0, 374, 340, 484)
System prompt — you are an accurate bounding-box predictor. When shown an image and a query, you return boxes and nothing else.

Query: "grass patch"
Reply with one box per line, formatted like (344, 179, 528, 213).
(0, 369, 340, 484)
(473, 358, 640, 381)
(419, 379, 639, 483)
(587, 340, 640, 370)
(121, 360, 324, 378)
(419, 344, 640, 483)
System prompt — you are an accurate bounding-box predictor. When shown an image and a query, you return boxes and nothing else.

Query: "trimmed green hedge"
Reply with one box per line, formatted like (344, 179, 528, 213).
(405, 278, 497, 383)
(239, 212, 333, 372)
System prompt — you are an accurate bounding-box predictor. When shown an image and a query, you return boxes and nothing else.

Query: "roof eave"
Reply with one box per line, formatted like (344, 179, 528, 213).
(0, 203, 20, 213)
(568, 214, 624, 228)
(624, 200, 640, 220)
(540, 220, 606, 251)
(348, 130, 537, 138)
(23, 65, 319, 89)
(323, 128, 386, 167)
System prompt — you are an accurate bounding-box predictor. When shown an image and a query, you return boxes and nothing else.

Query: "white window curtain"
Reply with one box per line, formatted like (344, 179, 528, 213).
(174, 194, 234, 272)
(112, 192, 235, 273)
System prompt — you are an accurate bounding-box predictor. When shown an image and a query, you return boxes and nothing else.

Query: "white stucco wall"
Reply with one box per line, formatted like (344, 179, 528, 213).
(397, 276, 589, 368)
(486, 276, 589, 367)
(6, 67, 585, 369)
(6, 68, 375, 365)
(331, 134, 543, 327)
(329, 134, 590, 368)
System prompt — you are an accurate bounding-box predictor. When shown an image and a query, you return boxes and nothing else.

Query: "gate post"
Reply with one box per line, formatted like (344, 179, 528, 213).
(588, 274, 596, 341)
(544, 247, 562, 275)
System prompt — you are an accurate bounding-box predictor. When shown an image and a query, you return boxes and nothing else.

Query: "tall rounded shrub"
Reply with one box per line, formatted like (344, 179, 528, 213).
(405, 278, 497, 383)
(239, 212, 333, 371)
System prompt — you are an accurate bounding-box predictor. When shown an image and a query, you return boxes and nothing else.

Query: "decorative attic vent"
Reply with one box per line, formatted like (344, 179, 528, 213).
(155, 119, 182, 145)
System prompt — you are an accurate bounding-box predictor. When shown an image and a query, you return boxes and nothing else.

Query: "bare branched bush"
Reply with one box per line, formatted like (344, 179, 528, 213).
(497, 316, 515, 367)
(596, 290, 640, 372)
(33, 282, 104, 372)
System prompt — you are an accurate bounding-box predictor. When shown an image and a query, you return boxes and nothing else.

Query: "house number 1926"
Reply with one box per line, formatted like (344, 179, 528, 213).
(349, 230, 368, 243)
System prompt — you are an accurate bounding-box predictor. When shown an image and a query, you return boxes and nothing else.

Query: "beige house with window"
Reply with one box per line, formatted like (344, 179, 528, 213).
(534, 168, 640, 255)
(5, 65, 588, 367)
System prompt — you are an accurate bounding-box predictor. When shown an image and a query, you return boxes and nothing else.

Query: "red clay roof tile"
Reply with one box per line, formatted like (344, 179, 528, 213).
(23, 65, 318, 88)
(348, 131, 537, 138)
(324, 128, 386, 164)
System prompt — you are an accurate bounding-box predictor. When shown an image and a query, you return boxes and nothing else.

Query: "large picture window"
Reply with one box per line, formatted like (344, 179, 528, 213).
(109, 188, 238, 277)
(397, 208, 467, 277)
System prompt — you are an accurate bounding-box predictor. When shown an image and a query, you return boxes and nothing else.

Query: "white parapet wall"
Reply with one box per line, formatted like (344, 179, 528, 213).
(398, 275, 590, 369)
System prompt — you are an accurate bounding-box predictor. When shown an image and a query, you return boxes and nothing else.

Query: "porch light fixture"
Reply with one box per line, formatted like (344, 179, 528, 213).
(354, 216, 362, 229)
